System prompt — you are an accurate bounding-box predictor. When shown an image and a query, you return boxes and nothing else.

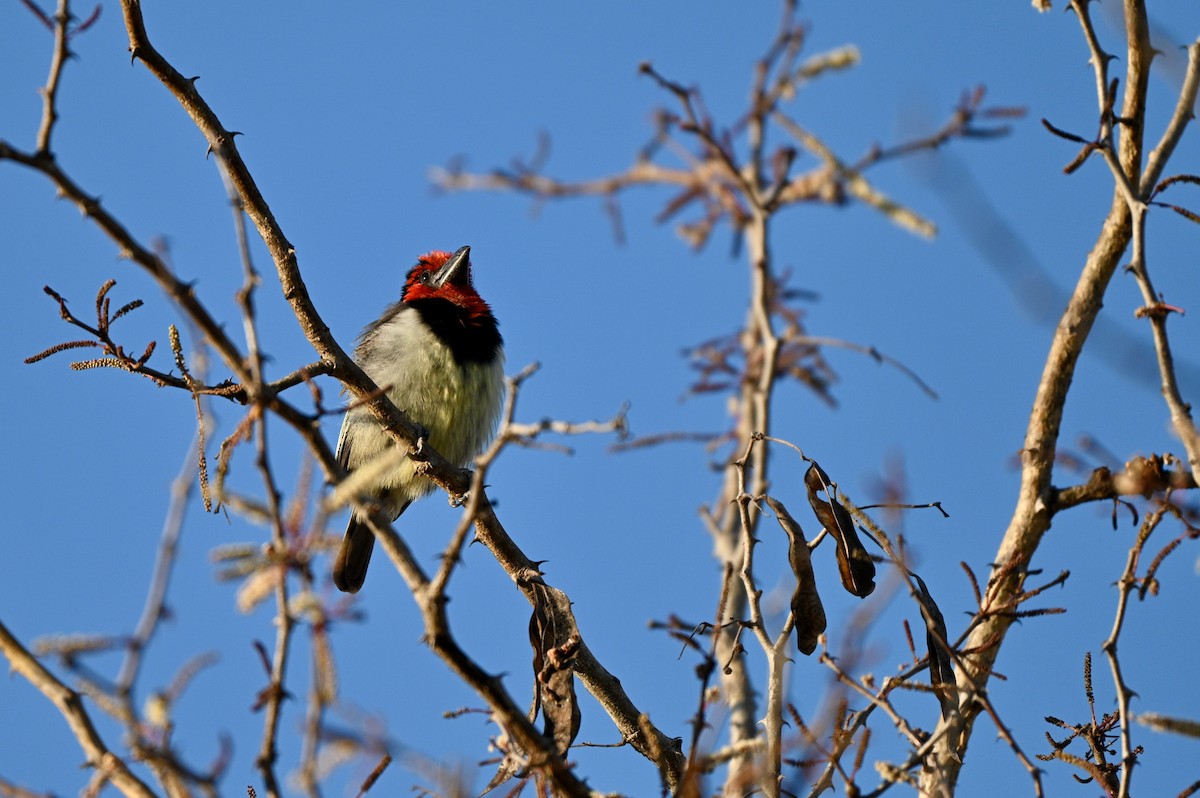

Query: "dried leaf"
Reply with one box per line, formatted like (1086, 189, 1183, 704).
(485, 582, 581, 794)
(765, 496, 826, 654)
(236, 567, 278, 613)
(478, 728, 525, 798)
(529, 583, 581, 757)
(911, 573, 956, 719)
(31, 633, 119, 658)
(804, 463, 875, 597)
(313, 626, 337, 704)
(1135, 712, 1200, 738)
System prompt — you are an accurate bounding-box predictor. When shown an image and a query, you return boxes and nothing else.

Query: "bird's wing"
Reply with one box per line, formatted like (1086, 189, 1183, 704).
(335, 413, 353, 471)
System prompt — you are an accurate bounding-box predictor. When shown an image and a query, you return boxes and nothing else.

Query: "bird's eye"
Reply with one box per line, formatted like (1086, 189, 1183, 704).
(419, 271, 433, 285)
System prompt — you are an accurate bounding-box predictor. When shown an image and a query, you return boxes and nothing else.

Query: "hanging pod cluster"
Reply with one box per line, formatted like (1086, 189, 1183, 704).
(769, 462, 955, 718)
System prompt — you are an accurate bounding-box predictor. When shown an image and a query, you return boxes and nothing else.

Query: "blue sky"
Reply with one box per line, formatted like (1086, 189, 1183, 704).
(2, 2, 1198, 796)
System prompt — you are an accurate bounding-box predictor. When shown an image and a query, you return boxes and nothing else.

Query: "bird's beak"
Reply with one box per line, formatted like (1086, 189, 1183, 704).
(432, 245, 472, 288)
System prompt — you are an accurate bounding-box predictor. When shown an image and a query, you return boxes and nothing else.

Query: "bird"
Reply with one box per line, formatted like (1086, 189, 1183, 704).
(332, 245, 504, 593)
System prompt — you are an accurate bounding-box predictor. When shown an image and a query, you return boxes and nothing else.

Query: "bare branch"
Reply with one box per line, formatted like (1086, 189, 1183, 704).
(0, 618, 158, 798)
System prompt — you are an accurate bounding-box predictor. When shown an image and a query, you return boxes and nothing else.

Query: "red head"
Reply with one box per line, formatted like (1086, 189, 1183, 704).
(401, 246, 493, 319)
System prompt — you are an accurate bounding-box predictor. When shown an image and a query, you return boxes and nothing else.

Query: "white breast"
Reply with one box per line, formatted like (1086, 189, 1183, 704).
(338, 308, 505, 506)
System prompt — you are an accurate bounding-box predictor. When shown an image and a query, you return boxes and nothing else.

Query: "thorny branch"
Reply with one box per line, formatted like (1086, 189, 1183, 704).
(7, 0, 1199, 796)
(0, 619, 158, 798)
(434, 1, 1023, 796)
(4, 0, 679, 794)
(7, 389, 231, 797)
(922, 2, 1200, 794)
(113, 3, 683, 788)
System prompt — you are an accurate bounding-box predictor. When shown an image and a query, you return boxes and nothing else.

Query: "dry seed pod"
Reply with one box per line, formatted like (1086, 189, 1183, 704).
(804, 463, 876, 598)
(766, 496, 827, 655)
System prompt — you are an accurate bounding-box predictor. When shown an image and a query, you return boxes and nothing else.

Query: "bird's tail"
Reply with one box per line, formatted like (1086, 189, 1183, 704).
(332, 515, 374, 594)
(332, 501, 411, 593)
